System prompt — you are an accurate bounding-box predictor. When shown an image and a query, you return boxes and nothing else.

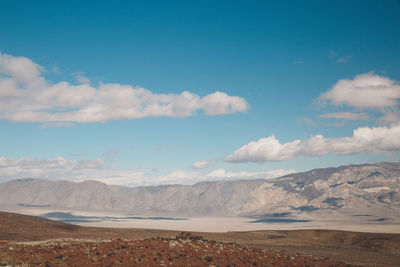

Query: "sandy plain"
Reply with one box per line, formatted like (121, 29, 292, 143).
(4, 205, 400, 234)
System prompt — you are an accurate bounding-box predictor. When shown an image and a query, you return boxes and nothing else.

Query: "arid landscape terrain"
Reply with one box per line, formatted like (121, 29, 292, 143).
(1, 212, 400, 266)
(1, 162, 400, 266)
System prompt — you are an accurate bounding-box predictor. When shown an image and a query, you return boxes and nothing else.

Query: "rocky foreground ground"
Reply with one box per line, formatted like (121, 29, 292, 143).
(0, 233, 354, 267)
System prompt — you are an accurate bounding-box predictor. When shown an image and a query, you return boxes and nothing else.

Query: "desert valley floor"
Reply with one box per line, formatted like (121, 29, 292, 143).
(3, 206, 400, 234)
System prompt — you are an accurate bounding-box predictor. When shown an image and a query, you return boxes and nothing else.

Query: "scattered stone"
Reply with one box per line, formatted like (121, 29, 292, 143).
(0, 237, 358, 266)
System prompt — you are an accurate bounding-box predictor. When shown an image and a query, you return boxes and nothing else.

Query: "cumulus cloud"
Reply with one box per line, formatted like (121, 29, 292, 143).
(95, 168, 296, 187)
(124, 168, 296, 185)
(0, 157, 106, 180)
(191, 160, 210, 169)
(319, 72, 400, 109)
(206, 169, 296, 179)
(319, 111, 370, 121)
(225, 124, 400, 163)
(0, 156, 295, 186)
(0, 52, 249, 123)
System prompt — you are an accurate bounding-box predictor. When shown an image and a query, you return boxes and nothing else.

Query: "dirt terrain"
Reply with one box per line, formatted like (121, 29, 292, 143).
(1, 235, 354, 267)
(1, 212, 400, 266)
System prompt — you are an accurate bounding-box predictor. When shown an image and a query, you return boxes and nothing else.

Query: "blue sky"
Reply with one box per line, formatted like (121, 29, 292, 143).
(1, 0, 400, 186)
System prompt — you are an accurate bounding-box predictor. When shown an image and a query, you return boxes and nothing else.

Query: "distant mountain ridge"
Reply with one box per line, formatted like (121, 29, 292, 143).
(0, 162, 399, 218)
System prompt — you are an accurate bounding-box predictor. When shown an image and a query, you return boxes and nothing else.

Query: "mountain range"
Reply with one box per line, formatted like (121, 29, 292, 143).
(0, 162, 399, 219)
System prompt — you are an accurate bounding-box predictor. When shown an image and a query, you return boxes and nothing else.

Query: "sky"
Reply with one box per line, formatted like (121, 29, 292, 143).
(1, 0, 400, 186)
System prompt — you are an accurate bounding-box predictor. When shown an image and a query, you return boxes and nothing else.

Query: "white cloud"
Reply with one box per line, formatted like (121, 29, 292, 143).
(0, 52, 249, 123)
(191, 160, 210, 169)
(206, 169, 296, 179)
(319, 111, 370, 121)
(94, 168, 295, 187)
(0, 157, 106, 180)
(201, 91, 249, 115)
(0, 156, 295, 187)
(0, 53, 42, 83)
(225, 124, 400, 163)
(319, 72, 400, 109)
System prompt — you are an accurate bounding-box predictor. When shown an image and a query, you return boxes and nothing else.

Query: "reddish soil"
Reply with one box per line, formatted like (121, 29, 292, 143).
(0, 233, 354, 266)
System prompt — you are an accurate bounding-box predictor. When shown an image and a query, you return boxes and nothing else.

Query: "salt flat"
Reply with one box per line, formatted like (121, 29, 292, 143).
(6, 206, 400, 234)
(77, 216, 400, 233)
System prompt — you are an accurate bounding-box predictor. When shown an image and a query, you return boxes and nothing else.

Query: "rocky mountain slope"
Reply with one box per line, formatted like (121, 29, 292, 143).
(0, 162, 399, 218)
